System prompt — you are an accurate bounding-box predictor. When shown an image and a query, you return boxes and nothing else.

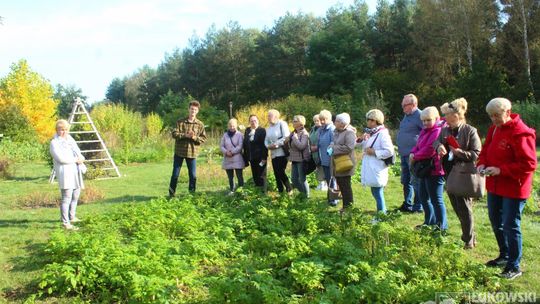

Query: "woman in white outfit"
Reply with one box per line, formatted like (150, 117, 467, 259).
(358, 109, 394, 214)
(50, 119, 85, 230)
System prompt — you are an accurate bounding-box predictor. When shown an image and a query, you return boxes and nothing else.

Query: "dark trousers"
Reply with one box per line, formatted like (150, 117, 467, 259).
(487, 193, 526, 270)
(271, 156, 291, 193)
(400, 155, 422, 211)
(335, 176, 353, 207)
(226, 169, 244, 191)
(448, 193, 475, 246)
(249, 159, 267, 188)
(169, 155, 196, 196)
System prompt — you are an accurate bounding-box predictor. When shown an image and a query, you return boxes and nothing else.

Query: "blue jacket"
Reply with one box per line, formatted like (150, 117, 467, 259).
(317, 123, 335, 166)
(397, 109, 423, 156)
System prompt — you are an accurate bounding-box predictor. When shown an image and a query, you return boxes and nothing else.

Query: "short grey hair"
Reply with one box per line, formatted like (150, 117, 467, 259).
(421, 106, 440, 120)
(293, 115, 306, 126)
(486, 97, 512, 116)
(403, 93, 418, 105)
(335, 113, 351, 125)
(56, 119, 70, 130)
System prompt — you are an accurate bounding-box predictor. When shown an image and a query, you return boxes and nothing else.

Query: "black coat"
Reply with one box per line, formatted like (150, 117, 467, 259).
(243, 127, 268, 162)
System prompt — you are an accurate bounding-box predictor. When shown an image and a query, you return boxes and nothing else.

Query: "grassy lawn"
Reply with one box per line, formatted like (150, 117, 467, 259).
(1, 157, 539, 303)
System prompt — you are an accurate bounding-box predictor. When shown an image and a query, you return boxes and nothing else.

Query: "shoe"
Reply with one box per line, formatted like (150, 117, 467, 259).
(227, 191, 235, 196)
(328, 200, 338, 207)
(63, 223, 79, 231)
(398, 205, 414, 213)
(320, 181, 328, 191)
(70, 217, 81, 223)
(371, 218, 380, 225)
(486, 256, 508, 267)
(463, 243, 475, 250)
(500, 268, 522, 280)
(415, 224, 429, 230)
(413, 209, 424, 213)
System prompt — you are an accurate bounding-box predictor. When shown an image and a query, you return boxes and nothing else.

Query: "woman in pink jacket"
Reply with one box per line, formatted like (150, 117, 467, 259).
(221, 118, 245, 194)
(410, 106, 447, 231)
(478, 98, 537, 280)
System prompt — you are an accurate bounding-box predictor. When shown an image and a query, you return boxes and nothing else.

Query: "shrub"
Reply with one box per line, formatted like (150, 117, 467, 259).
(0, 156, 14, 179)
(513, 99, 540, 145)
(19, 185, 104, 208)
(0, 138, 48, 162)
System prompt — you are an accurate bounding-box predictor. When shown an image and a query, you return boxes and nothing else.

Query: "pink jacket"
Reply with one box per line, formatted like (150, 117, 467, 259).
(221, 131, 245, 170)
(411, 120, 444, 176)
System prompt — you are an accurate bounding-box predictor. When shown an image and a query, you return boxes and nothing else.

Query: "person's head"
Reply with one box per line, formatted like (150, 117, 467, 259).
(228, 118, 238, 132)
(420, 106, 440, 129)
(248, 114, 259, 129)
(55, 119, 70, 138)
(402, 94, 418, 115)
(188, 100, 200, 118)
(319, 110, 332, 125)
(267, 109, 280, 124)
(335, 113, 351, 130)
(292, 115, 306, 130)
(440, 98, 467, 128)
(365, 109, 384, 128)
(486, 97, 512, 127)
(313, 114, 321, 127)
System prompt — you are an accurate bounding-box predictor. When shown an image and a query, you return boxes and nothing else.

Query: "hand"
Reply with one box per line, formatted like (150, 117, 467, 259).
(437, 144, 447, 157)
(226, 151, 233, 157)
(484, 166, 501, 176)
(409, 153, 415, 164)
(477, 165, 486, 175)
(310, 145, 318, 152)
(362, 133, 370, 141)
(186, 130, 194, 139)
(449, 147, 462, 155)
(364, 147, 375, 156)
(76, 157, 84, 164)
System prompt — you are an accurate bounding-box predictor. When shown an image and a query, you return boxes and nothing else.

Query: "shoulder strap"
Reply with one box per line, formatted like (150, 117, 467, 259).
(369, 133, 380, 148)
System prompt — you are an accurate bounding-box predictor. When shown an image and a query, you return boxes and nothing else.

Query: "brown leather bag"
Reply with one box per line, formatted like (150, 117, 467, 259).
(446, 161, 485, 198)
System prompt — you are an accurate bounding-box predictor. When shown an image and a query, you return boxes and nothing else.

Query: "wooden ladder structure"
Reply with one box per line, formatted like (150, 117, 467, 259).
(49, 97, 121, 182)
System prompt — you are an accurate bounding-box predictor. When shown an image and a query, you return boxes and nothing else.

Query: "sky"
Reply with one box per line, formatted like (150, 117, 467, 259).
(1, 0, 377, 103)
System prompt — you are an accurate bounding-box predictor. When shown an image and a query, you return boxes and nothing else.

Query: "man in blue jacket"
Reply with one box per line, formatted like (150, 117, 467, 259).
(396, 94, 424, 213)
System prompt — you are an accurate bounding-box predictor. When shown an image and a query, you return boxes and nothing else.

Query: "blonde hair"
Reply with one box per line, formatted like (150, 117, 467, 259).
(441, 97, 468, 119)
(312, 114, 320, 122)
(55, 119, 70, 130)
(486, 97, 512, 116)
(365, 109, 385, 125)
(421, 106, 440, 120)
(319, 109, 332, 121)
(228, 118, 238, 128)
(293, 115, 306, 126)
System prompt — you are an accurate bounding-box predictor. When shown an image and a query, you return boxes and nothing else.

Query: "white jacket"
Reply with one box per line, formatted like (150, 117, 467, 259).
(50, 134, 85, 189)
(359, 128, 394, 187)
(264, 120, 290, 159)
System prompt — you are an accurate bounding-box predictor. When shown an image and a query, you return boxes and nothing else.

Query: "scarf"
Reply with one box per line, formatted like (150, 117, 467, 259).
(364, 125, 383, 135)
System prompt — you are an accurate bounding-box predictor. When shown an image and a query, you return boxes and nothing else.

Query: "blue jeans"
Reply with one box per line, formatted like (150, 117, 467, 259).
(400, 155, 422, 211)
(169, 155, 196, 195)
(371, 187, 386, 214)
(291, 162, 309, 197)
(418, 175, 447, 230)
(487, 193, 526, 270)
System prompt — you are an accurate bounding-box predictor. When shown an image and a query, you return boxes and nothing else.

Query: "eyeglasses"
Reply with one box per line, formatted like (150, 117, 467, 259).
(366, 118, 375, 122)
(402, 103, 413, 108)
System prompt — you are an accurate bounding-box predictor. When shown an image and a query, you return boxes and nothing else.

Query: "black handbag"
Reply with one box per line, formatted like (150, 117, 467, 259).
(279, 123, 290, 157)
(413, 158, 433, 178)
(383, 154, 396, 166)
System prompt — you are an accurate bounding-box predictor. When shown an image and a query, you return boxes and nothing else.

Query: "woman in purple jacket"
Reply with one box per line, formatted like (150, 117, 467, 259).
(221, 118, 245, 194)
(410, 107, 448, 231)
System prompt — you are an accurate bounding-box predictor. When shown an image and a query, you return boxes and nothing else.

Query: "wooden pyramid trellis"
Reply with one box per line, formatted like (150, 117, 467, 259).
(49, 97, 121, 182)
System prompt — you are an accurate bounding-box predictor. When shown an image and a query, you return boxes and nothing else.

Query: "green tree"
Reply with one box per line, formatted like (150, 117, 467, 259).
(306, 2, 374, 97)
(54, 84, 87, 119)
(105, 77, 126, 104)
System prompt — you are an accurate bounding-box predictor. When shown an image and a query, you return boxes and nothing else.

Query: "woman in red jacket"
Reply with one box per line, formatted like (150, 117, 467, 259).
(478, 97, 537, 280)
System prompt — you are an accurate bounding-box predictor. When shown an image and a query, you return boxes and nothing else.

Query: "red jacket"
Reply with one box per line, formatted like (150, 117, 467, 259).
(478, 113, 537, 199)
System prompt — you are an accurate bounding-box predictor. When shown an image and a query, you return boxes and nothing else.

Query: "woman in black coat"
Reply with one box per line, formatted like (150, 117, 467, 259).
(243, 115, 268, 189)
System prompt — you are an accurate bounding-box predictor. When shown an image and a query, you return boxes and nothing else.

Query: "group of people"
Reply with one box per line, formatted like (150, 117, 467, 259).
(50, 95, 536, 280)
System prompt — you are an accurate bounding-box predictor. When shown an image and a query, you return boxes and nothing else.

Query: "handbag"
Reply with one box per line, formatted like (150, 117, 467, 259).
(279, 123, 290, 157)
(413, 158, 433, 178)
(301, 138, 317, 175)
(327, 177, 342, 200)
(446, 161, 485, 198)
(334, 154, 353, 173)
(370, 133, 395, 166)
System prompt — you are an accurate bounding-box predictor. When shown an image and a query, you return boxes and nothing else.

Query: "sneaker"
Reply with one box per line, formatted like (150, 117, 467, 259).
(415, 224, 429, 230)
(486, 256, 508, 267)
(70, 217, 81, 223)
(328, 200, 338, 207)
(371, 218, 380, 225)
(227, 191, 235, 196)
(320, 181, 328, 191)
(500, 268, 522, 280)
(63, 223, 79, 231)
(398, 205, 414, 213)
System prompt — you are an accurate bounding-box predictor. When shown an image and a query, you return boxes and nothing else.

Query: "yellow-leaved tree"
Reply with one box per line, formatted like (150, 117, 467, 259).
(0, 59, 58, 142)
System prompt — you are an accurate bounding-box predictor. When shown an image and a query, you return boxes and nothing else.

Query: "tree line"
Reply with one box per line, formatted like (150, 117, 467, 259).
(103, 0, 540, 128)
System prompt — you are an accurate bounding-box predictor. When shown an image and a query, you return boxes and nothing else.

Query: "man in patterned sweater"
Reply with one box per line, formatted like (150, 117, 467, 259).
(168, 100, 207, 196)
